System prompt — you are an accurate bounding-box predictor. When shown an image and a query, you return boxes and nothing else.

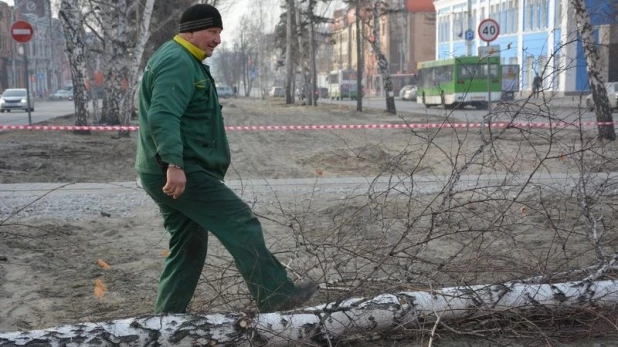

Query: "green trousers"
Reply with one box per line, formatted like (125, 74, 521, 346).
(140, 172, 296, 314)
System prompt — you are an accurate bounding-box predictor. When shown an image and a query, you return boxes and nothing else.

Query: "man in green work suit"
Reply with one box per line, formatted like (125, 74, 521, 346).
(135, 4, 317, 314)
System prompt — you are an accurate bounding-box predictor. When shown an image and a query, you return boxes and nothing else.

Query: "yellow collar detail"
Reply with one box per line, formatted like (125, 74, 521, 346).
(174, 35, 206, 61)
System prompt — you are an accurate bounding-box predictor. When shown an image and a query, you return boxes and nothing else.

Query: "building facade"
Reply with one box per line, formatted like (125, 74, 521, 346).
(434, 0, 618, 95)
(330, 0, 436, 96)
(0, 0, 66, 95)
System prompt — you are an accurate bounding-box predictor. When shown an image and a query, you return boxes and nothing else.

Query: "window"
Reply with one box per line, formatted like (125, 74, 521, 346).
(528, 0, 534, 31)
(436, 66, 453, 83)
(501, 1, 507, 33)
(554, 0, 562, 28)
(439, 14, 450, 42)
(526, 56, 535, 88)
(540, 0, 548, 29)
(509, 0, 519, 33)
(458, 63, 499, 79)
(533, 0, 542, 30)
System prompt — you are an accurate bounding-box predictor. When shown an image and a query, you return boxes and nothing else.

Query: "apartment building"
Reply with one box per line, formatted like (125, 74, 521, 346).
(0, 0, 66, 95)
(433, 0, 618, 95)
(330, 0, 436, 96)
(0, 1, 26, 91)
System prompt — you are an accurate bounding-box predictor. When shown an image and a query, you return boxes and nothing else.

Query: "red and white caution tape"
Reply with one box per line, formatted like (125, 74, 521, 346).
(0, 125, 140, 131)
(0, 122, 615, 132)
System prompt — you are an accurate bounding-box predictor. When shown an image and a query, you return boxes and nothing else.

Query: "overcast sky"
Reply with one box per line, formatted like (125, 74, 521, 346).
(220, 0, 341, 43)
(4, 0, 341, 43)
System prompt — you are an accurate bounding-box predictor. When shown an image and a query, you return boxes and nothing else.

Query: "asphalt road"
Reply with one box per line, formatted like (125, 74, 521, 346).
(320, 96, 601, 124)
(0, 100, 75, 126)
(0, 97, 608, 127)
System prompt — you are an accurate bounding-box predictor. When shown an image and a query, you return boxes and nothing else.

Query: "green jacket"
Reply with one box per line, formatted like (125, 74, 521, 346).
(135, 36, 230, 180)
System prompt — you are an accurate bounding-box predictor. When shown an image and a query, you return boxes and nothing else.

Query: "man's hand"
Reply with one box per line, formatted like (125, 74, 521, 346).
(162, 166, 186, 199)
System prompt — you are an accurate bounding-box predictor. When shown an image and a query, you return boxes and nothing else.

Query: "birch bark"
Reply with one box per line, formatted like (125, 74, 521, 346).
(1, 280, 616, 346)
(59, 0, 90, 130)
(370, 1, 396, 114)
(570, 0, 616, 140)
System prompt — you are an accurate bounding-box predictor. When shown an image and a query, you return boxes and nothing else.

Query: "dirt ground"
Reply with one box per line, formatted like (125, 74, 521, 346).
(1, 98, 617, 345)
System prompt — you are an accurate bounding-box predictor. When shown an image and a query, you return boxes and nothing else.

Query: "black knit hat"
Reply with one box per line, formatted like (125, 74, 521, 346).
(179, 4, 223, 33)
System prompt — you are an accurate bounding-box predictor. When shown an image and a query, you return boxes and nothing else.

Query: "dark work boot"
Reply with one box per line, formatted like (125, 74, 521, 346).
(270, 279, 318, 312)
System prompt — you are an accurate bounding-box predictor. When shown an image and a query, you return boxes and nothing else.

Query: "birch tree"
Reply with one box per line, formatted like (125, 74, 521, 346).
(122, 0, 156, 127)
(369, 0, 396, 114)
(96, 0, 130, 126)
(570, 0, 616, 141)
(78, 0, 155, 129)
(1, 280, 617, 345)
(59, 0, 90, 131)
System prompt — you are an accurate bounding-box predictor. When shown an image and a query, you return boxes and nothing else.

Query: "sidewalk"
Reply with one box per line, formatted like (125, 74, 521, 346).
(511, 94, 589, 109)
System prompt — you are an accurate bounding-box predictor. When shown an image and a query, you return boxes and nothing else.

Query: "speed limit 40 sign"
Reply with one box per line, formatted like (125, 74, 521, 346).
(478, 18, 500, 43)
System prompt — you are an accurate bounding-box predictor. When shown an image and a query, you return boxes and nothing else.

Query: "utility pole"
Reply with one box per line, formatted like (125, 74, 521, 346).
(467, 0, 473, 56)
(11, 9, 16, 87)
(401, 0, 407, 73)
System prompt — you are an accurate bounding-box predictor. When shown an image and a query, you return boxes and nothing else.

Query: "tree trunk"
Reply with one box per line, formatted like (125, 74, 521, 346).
(121, 0, 156, 130)
(371, 1, 396, 114)
(296, 0, 307, 104)
(285, 0, 295, 104)
(1, 280, 616, 346)
(309, 0, 318, 106)
(100, 0, 130, 126)
(355, 2, 363, 112)
(570, 0, 615, 141)
(59, 0, 91, 134)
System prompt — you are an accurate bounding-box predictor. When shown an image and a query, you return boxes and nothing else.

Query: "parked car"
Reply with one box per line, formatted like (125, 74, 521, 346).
(216, 85, 233, 98)
(586, 82, 618, 111)
(269, 86, 284, 97)
(402, 86, 417, 101)
(398, 85, 415, 99)
(49, 89, 73, 100)
(0, 88, 34, 112)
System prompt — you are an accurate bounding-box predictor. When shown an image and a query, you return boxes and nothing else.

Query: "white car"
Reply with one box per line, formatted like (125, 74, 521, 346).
(0, 88, 34, 112)
(269, 86, 284, 97)
(586, 82, 618, 111)
(216, 85, 233, 98)
(402, 86, 417, 101)
(398, 85, 415, 99)
(50, 89, 73, 100)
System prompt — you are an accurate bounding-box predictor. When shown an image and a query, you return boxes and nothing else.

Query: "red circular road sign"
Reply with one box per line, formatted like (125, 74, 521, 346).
(11, 20, 34, 43)
(478, 18, 500, 43)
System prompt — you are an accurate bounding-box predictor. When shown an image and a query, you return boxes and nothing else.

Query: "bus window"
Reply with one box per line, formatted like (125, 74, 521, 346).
(436, 66, 453, 83)
(459, 63, 500, 80)
(459, 64, 484, 79)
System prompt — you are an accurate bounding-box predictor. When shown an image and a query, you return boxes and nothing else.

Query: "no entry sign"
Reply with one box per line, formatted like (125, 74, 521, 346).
(11, 20, 34, 43)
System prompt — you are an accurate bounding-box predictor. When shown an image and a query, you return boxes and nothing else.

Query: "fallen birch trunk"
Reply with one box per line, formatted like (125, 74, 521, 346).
(1, 280, 617, 346)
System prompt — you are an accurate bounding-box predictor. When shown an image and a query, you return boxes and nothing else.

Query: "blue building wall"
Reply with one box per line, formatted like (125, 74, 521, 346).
(435, 0, 617, 93)
(587, 0, 617, 25)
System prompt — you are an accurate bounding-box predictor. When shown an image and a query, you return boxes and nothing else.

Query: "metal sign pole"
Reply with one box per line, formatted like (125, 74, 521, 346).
(487, 42, 492, 115)
(24, 44, 32, 126)
(467, 0, 473, 56)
